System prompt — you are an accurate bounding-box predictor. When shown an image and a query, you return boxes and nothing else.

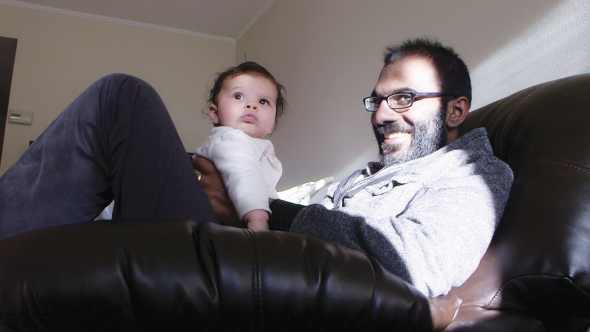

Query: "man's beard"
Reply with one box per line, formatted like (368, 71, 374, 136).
(375, 110, 447, 167)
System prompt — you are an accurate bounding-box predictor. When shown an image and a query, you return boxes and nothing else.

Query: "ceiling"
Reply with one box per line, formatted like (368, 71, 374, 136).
(13, 0, 275, 39)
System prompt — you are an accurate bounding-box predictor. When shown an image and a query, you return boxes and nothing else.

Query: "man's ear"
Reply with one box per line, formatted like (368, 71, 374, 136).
(445, 96, 470, 129)
(207, 104, 220, 125)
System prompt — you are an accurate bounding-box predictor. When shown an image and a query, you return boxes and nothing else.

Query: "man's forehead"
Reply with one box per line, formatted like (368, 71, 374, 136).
(374, 56, 440, 95)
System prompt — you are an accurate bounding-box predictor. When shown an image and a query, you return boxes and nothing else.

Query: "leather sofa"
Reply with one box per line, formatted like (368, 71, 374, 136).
(0, 74, 589, 331)
(446, 73, 590, 331)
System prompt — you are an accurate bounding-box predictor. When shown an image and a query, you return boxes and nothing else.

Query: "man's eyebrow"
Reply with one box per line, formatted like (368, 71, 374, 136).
(374, 87, 415, 97)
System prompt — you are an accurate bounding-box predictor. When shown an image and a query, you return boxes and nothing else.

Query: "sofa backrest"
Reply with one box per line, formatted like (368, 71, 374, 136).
(449, 74, 590, 327)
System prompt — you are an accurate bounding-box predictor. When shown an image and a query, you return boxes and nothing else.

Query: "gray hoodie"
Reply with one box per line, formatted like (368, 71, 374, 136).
(290, 128, 513, 296)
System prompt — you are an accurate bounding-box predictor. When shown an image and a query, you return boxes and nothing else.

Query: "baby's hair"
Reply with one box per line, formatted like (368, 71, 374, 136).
(208, 61, 286, 117)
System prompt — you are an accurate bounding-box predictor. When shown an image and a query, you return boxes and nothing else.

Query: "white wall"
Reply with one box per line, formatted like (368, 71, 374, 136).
(0, 2, 235, 174)
(238, 0, 590, 189)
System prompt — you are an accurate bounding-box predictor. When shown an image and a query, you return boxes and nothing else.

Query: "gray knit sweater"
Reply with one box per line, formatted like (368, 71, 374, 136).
(290, 128, 513, 296)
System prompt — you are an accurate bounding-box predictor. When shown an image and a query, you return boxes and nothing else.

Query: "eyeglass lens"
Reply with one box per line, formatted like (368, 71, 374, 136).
(364, 93, 413, 111)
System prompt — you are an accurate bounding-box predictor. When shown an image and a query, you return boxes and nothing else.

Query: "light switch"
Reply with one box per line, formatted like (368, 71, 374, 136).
(7, 111, 33, 125)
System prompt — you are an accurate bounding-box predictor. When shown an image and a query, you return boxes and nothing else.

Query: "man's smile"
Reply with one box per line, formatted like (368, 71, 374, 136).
(377, 121, 414, 150)
(383, 132, 412, 146)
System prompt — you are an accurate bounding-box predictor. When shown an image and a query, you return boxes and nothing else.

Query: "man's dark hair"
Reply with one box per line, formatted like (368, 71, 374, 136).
(208, 61, 286, 117)
(384, 38, 471, 105)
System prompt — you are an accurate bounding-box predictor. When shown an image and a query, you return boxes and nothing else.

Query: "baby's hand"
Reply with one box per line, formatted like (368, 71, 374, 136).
(244, 209, 270, 232)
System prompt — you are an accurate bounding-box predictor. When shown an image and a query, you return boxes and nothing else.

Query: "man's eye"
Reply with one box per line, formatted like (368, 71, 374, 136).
(233, 92, 243, 100)
(392, 94, 411, 104)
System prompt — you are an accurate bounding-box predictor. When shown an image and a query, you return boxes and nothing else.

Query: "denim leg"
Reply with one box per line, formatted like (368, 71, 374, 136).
(0, 73, 214, 239)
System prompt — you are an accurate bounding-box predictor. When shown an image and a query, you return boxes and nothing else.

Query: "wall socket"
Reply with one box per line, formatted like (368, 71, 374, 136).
(7, 110, 33, 125)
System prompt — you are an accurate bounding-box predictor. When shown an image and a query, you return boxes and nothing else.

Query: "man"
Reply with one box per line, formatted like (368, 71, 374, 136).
(195, 38, 514, 297)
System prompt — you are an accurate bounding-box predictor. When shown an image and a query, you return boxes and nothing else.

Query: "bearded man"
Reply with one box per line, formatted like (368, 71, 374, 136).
(197, 38, 514, 297)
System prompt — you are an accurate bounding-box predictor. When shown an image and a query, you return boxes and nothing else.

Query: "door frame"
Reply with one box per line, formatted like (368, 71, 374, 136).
(0, 36, 18, 162)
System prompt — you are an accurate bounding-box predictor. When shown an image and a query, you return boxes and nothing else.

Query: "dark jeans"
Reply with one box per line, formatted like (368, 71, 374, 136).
(0, 74, 214, 239)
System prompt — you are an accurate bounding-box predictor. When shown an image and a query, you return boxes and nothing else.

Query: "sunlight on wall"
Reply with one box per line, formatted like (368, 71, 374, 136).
(471, 0, 590, 109)
(338, 0, 590, 184)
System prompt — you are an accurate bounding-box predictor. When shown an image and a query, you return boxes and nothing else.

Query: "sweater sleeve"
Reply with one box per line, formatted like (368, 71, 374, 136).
(289, 163, 513, 296)
(268, 199, 306, 231)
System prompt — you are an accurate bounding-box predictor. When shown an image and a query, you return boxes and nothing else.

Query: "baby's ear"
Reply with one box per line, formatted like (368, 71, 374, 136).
(207, 104, 220, 125)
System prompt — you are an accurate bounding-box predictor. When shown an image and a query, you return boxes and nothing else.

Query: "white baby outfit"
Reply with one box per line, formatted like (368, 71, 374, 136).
(195, 126, 282, 219)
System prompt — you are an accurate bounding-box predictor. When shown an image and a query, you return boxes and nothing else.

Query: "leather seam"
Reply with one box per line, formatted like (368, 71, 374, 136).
(538, 159, 590, 176)
(488, 273, 577, 307)
(247, 230, 264, 331)
(118, 247, 140, 326)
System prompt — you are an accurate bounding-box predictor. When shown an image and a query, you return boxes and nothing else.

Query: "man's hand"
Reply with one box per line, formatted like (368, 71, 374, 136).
(192, 155, 241, 227)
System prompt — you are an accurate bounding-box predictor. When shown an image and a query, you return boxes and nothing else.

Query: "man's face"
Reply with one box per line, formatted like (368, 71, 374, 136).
(371, 56, 447, 166)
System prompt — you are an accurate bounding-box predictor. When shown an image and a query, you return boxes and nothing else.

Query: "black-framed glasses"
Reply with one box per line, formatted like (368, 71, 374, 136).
(363, 91, 452, 113)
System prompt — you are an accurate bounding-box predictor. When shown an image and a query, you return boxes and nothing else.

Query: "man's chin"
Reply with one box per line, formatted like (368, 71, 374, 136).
(381, 149, 409, 166)
(381, 142, 408, 156)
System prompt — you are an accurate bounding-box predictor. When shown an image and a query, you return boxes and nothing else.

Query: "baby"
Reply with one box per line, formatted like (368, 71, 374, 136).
(196, 61, 285, 231)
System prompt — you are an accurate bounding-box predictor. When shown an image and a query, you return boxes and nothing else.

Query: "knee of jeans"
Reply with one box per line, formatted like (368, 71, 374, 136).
(99, 73, 147, 88)
(96, 73, 161, 109)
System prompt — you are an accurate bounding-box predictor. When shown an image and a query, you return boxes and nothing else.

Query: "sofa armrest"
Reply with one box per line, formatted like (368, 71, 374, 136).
(0, 221, 433, 331)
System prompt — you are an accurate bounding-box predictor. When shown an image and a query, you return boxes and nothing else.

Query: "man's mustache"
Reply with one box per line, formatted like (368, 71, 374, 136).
(375, 122, 413, 136)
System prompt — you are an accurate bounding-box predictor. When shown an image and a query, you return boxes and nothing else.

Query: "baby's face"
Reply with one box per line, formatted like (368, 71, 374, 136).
(209, 73, 278, 139)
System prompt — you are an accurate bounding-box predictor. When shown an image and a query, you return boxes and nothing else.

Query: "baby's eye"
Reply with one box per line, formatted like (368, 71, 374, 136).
(233, 92, 243, 100)
(259, 98, 269, 106)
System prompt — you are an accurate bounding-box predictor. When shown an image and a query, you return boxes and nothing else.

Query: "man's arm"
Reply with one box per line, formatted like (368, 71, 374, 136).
(290, 172, 513, 297)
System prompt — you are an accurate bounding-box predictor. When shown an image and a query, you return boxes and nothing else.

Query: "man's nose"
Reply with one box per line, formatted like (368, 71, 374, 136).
(373, 99, 399, 124)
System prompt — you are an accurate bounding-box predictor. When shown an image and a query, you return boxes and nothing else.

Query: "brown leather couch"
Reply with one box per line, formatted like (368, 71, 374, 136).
(0, 74, 589, 331)
(447, 73, 590, 331)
